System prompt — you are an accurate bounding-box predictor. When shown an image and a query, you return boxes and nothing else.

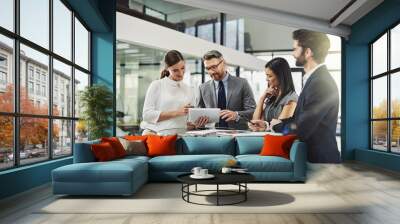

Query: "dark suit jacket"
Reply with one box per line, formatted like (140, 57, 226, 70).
(196, 74, 256, 130)
(274, 65, 341, 163)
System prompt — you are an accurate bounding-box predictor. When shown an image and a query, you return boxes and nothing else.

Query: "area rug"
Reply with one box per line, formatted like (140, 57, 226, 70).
(37, 183, 362, 214)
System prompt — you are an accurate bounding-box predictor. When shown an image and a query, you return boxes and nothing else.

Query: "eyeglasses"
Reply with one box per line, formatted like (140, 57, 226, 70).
(205, 60, 223, 72)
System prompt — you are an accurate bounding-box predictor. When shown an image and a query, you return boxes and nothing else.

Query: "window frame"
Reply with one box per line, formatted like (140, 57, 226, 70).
(0, 0, 92, 171)
(369, 20, 400, 154)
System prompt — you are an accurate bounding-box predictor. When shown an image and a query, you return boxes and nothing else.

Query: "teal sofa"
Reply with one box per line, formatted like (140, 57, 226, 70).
(52, 136, 307, 196)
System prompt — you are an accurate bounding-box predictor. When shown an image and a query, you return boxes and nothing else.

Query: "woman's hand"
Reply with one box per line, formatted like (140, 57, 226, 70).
(248, 120, 269, 132)
(261, 86, 279, 100)
(270, 119, 282, 129)
(175, 104, 192, 116)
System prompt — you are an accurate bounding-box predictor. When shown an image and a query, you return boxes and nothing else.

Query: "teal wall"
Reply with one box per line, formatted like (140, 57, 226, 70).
(344, 0, 400, 171)
(91, 0, 116, 136)
(0, 0, 116, 200)
(0, 158, 72, 199)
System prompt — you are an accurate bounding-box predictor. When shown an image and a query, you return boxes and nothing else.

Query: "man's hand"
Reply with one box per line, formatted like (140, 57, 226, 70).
(248, 120, 268, 132)
(194, 116, 209, 128)
(220, 110, 238, 122)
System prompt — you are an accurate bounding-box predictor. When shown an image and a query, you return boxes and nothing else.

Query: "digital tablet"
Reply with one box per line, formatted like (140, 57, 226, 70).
(188, 108, 220, 123)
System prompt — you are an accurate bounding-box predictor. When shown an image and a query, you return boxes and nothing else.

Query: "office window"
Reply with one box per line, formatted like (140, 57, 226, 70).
(0, 116, 13, 170)
(0, 1, 91, 170)
(74, 69, 89, 119)
(391, 24, 400, 70)
(370, 23, 400, 153)
(144, 6, 166, 21)
(185, 27, 195, 36)
(53, 119, 72, 158)
(21, 44, 49, 115)
(53, 59, 72, 117)
(20, 0, 49, 49)
(0, 35, 14, 112)
(0, 0, 14, 31)
(74, 18, 89, 70)
(19, 117, 49, 165)
(197, 22, 215, 43)
(225, 16, 245, 51)
(53, 0, 72, 60)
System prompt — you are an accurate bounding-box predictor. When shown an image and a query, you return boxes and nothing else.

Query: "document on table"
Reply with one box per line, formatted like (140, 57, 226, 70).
(214, 131, 283, 137)
(188, 108, 220, 123)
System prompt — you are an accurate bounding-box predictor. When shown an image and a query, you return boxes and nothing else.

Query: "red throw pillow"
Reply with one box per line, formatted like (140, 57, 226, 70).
(260, 134, 297, 159)
(91, 142, 117, 161)
(146, 135, 177, 157)
(101, 137, 127, 158)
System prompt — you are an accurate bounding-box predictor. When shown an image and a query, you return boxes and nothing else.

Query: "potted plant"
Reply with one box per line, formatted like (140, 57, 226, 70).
(79, 84, 113, 140)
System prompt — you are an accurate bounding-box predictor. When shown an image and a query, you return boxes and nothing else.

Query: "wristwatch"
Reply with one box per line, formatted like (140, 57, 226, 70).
(263, 121, 270, 131)
(235, 112, 240, 122)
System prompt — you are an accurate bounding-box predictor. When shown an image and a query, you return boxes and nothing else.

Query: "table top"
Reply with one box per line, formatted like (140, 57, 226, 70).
(177, 172, 255, 185)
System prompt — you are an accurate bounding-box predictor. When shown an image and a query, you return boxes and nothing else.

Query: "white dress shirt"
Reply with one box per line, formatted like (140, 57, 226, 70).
(140, 77, 194, 135)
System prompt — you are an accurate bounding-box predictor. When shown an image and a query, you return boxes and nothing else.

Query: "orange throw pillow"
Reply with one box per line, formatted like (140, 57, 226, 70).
(260, 134, 297, 159)
(91, 142, 117, 161)
(146, 135, 177, 157)
(101, 137, 127, 158)
(124, 135, 148, 142)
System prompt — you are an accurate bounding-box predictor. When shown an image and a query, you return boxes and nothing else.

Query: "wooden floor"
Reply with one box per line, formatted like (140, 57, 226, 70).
(1, 162, 400, 224)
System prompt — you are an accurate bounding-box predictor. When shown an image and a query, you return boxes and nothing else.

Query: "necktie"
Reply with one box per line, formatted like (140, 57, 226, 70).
(217, 80, 228, 128)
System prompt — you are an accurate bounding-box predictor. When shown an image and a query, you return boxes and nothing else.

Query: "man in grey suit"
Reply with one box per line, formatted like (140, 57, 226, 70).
(196, 50, 256, 130)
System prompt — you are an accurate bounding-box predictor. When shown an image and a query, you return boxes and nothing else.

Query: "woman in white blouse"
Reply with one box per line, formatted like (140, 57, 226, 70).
(140, 50, 195, 135)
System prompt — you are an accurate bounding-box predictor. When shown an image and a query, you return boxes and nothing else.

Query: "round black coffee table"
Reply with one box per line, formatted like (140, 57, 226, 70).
(177, 173, 255, 206)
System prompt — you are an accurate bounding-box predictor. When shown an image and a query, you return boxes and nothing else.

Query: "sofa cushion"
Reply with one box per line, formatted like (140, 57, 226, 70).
(119, 138, 147, 156)
(101, 137, 127, 158)
(177, 136, 235, 155)
(235, 136, 264, 155)
(148, 154, 235, 172)
(147, 135, 177, 157)
(236, 155, 293, 172)
(115, 155, 150, 164)
(91, 142, 118, 161)
(124, 135, 148, 142)
(52, 159, 147, 183)
(260, 134, 297, 159)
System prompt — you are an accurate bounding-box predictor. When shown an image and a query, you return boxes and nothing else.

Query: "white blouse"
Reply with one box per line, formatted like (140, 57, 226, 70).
(140, 77, 194, 135)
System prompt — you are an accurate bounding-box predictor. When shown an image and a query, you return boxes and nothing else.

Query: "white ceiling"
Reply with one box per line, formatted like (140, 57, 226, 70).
(225, 0, 352, 24)
(163, 0, 384, 37)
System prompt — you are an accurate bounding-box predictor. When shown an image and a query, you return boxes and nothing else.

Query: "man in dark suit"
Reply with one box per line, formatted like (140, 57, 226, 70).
(196, 50, 256, 130)
(272, 29, 341, 163)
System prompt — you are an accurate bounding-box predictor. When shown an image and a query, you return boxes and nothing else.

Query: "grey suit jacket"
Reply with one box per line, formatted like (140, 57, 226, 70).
(196, 74, 256, 130)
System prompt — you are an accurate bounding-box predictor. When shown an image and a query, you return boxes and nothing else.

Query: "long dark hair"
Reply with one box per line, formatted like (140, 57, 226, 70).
(265, 57, 295, 105)
(160, 50, 184, 79)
